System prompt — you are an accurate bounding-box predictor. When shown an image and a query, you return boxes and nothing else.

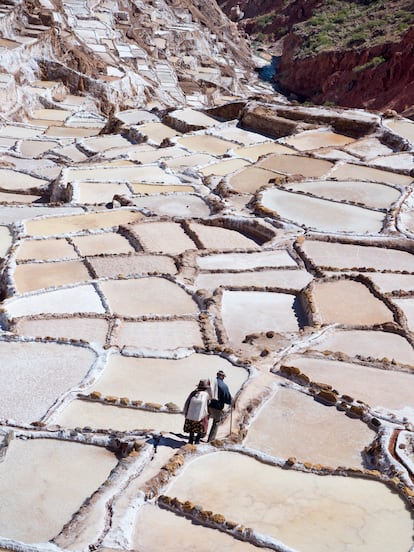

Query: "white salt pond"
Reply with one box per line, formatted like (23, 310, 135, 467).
(0, 438, 117, 542)
(13, 316, 109, 343)
(384, 119, 414, 143)
(0, 168, 48, 191)
(221, 290, 301, 343)
(210, 126, 270, 146)
(99, 277, 198, 317)
(312, 279, 394, 325)
(311, 329, 414, 366)
(233, 142, 295, 161)
(0, 340, 96, 422)
(65, 164, 181, 184)
(245, 387, 374, 468)
(75, 182, 131, 204)
(331, 163, 412, 186)
(0, 226, 12, 257)
(227, 166, 279, 194)
(284, 130, 355, 151)
(188, 222, 260, 250)
(131, 183, 194, 194)
(367, 273, 414, 293)
(167, 451, 414, 552)
(132, 504, 265, 552)
(16, 238, 78, 261)
(130, 221, 197, 255)
(394, 298, 414, 332)
(256, 154, 333, 177)
(71, 232, 136, 256)
(197, 250, 298, 270)
(288, 180, 400, 209)
(89, 254, 177, 279)
(135, 122, 181, 145)
(301, 239, 414, 272)
(195, 269, 312, 291)
(177, 134, 234, 155)
(113, 320, 203, 350)
(199, 158, 249, 177)
(14, 260, 91, 293)
(19, 140, 58, 157)
(132, 194, 211, 218)
(89, 353, 246, 406)
(284, 355, 414, 411)
(260, 188, 385, 233)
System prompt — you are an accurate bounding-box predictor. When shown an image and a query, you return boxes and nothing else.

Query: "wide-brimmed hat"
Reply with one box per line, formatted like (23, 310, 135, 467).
(217, 370, 226, 377)
(197, 379, 209, 390)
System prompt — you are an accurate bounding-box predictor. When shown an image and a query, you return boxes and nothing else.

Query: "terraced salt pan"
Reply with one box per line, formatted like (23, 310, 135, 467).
(0, 340, 96, 422)
(14, 317, 109, 343)
(233, 142, 295, 161)
(393, 298, 414, 332)
(130, 221, 196, 255)
(384, 119, 414, 143)
(221, 290, 301, 343)
(199, 157, 250, 176)
(99, 277, 198, 317)
(331, 163, 412, 185)
(195, 269, 312, 291)
(312, 280, 394, 325)
(31, 108, 73, 121)
(0, 168, 48, 191)
(0, 226, 12, 257)
(167, 108, 218, 127)
(189, 222, 260, 250)
(0, 206, 84, 224)
(113, 320, 203, 350)
(55, 400, 184, 433)
(25, 210, 144, 237)
(0, 191, 42, 204)
(80, 134, 132, 153)
(71, 232, 135, 256)
(131, 184, 194, 194)
(45, 126, 100, 138)
(88, 254, 177, 278)
(311, 329, 414, 366)
(135, 122, 181, 145)
(288, 180, 400, 209)
(260, 188, 385, 233)
(0, 438, 117, 542)
(246, 387, 374, 468)
(132, 194, 211, 218)
(285, 355, 414, 411)
(16, 238, 77, 261)
(133, 504, 264, 551)
(371, 153, 414, 171)
(367, 273, 414, 293)
(301, 240, 414, 272)
(284, 130, 355, 151)
(90, 353, 245, 406)
(115, 109, 159, 125)
(256, 154, 333, 177)
(75, 182, 131, 203)
(164, 153, 216, 169)
(343, 137, 393, 160)
(227, 166, 277, 194)
(19, 140, 58, 157)
(65, 165, 181, 184)
(0, 125, 44, 139)
(211, 126, 270, 146)
(5, 284, 105, 318)
(197, 250, 297, 270)
(14, 259, 91, 293)
(168, 451, 413, 552)
(127, 145, 186, 163)
(177, 134, 234, 155)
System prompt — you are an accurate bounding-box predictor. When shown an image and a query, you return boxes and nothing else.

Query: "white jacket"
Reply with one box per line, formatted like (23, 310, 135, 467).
(185, 390, 210, 421)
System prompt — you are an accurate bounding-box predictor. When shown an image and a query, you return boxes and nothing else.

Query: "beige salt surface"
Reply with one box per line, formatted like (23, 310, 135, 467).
(5, 284, 105, 318)
(31, 108, 72, 121)
(344, 137, 394, 160)
(167, 452, 414, 552)
(199, 158, 250, 177)
(197, 250, 298, 270)
(0, 125, 43, 139)
(132, 504, 266, 552)
(14, 317, 109, 343)
(65, 164, 180, 184)
(188, 222, 260, 250)
(367, 273, 414, 293)
(0, 191, 42, 203)
(55, 399, 184, 433)
(114, 320, 203, 350)
(195, 269, 312, 291)
(14, 260, 91, 293)
(284, 130, 355, 151)
(16, 237, 78, 261)
(286, 355, 414, 411)
(80, 134, 132, 153)
(0, 206, 84, 225)
(92, 353, 245, 406)
(25, 210, 144, 237)
(131, 183, 194, 194)
(0, 225, 12, 257)
(211, 126, 270, 146)
(234, 142, 295, 161)
(45, 126, 99, 138)
(0, 340, 96, 422)
(301, 240, 414, 272)
(76, 182, 131, 203)
(127, 145, 186, 164)
(288, 180, 400, 209)
(330, 163, 412, 185)
(177, 134, 234, 155)
(89, 254, 177, 278)
(260, 188, 385, 233)
(393, 298, 414, 332)
(71, 232, 135, 256)
(384, 119, 414, 143)
(130, 221, 196, 255)
(132, 194, 211, 218)
(227, 166, 279, 194)
(0, 438, 117, 542)
(221, 290, 301, 343)
(256, 154, 333, 177)
(168, 108, 218, 127)
(19, 140, 58, 157)
(312, 279, 394, 325)
(312, 329, 414, 366)
(0, 168, 48, 191)
(245, 387, 374, 468)
(99, 277, 198, 317)
(163, 152, 216, 169)
(135, 122, 181, 145)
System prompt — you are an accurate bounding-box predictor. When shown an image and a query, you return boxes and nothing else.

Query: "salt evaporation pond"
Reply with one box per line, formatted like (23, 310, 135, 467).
(167, 451, 414, 552)
(177, 134, 233, 155)
(394, 298, 414, 332)
(228, 166, 279, 194)
(195, 269, 312, 291)
(75, 181, 131, 203)
(89, 254, 177, 279)
(16, 238, 78, 261)
(14, 259, 91, 293)
(71, 232, 135, 256)
(256, 153, 333, 177)
(114, 320, 203, 350)
(233, 142, 295, 161)
(0, 438, 117, 542)
(188, 222, 259, 249)
(0, 226, 12, 257)
(331, 163, 412, 185)
(14, 316, 109, 343)
(284, 129, 355, 151)
(246, 387, 374, 468)
(260, 188, 385, 233)
(197, 250, 298, 270)
(132, 194, 211, 218)
(130, 221, 197, 255)
(221, 290, 301, 343)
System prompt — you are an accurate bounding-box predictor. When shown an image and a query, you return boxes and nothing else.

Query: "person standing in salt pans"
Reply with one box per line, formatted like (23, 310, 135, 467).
(183, 379, 211, 444)
(207, 370, 233, 442)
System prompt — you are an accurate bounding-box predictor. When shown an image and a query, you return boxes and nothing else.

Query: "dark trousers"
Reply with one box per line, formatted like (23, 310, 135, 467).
(207, 406, 223, 441)
(188, 432, 202, 444)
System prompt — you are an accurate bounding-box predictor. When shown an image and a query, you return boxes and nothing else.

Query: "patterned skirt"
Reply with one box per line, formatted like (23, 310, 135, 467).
(184, 418, 206, 435)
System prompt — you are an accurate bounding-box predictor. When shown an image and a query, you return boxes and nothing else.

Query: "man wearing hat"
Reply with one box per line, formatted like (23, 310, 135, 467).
(207, 370, 233, 442)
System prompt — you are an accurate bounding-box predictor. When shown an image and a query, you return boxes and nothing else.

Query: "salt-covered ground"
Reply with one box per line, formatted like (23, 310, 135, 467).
(0, 22, 413, 551)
